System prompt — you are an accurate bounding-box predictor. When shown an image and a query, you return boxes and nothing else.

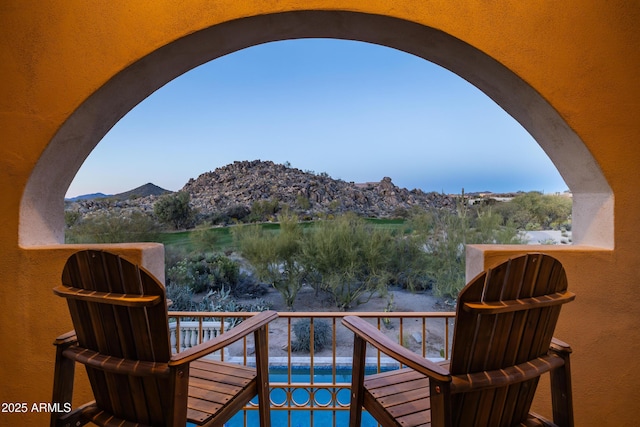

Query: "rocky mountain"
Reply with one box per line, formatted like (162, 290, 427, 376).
(65, 183, 171, 216)
(182, 160, 455, 218)
(66, 160, 456, 219)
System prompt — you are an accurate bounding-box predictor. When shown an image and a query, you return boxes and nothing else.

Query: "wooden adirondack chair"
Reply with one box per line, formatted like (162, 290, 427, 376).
(51, 249, 277, 427)
(343, 253, 575, 427)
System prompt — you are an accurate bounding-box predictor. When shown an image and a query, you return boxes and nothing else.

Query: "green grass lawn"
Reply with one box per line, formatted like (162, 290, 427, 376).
(158, 227, 234, 252)
(158, 218, 409, 253)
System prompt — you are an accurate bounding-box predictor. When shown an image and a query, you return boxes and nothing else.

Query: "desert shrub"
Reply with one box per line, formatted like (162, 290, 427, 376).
(197, 287, 272, 313)
(470, 208, 525, 245)
(166, 253, 240, 293)
(64, 210, 81, 228)
(493, 191, 572, 230)
(207, 211, 229, 225)
(189, 225, 218, 252)
(391, 206, 410, 219)
(192, 287, 271, 327)
(225, 204, 251, 222)
(230, 273, 269, 298)
(291, 319, 332, 352)
(164, 245, 189, 271)
(296, 195, 311, 210)
(404, 194, 525, 299)
(165, 283, 196, 311)
(166, 284, 271, 327)
(166, 281, 270, 313)
(154, 191, 196, 230)
(246, 199, 280, 222)
(65, 210, 160, 243)
(328, 200, 341, 212)
(385, 235, 432, 291)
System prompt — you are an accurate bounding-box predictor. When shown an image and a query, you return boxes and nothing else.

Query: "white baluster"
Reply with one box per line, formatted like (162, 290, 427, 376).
(170, 327, 177, 354)
(190, 326, 197, 348)
(168, 320, 230, 354)
(180, 328, 187, 351)
(183, 328, 190, 350)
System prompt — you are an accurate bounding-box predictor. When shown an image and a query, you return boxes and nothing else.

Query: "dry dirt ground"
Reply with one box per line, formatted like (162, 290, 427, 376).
(231, 285, 456, 362)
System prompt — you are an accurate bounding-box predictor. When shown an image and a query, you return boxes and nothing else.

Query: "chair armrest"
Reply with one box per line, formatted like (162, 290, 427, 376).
(170, 310, 278, 366)
(550, 337, 572, 354)
(342, 315, 451, 383)
(53, 330, 77, 346)
(449, 353, 565, 393)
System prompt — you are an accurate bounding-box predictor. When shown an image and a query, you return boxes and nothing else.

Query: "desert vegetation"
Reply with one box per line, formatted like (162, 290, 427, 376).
(64, 162, 572, 310)
(65, 188, 572, 311)
(65, 210, 160, 243)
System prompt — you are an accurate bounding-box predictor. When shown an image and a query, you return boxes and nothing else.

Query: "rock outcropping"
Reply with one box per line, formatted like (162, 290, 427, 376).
(183, 160, 454, 217)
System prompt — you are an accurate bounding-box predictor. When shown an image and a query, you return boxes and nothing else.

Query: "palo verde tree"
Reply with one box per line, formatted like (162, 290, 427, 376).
(300, 213, 393, 310)
(233, 211, 304, 310)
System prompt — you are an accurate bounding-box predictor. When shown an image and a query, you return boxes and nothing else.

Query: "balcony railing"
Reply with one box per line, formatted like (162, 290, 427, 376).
(169, 310, 455, 427)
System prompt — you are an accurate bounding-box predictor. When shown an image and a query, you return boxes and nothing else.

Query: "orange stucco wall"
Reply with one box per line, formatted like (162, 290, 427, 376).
(1, 1, 639, 425)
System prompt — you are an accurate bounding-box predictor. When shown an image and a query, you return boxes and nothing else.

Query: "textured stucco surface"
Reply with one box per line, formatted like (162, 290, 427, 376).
(1, 2, 638, 425)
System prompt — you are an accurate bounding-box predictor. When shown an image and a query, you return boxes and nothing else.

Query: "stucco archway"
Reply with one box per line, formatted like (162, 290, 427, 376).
(20, 10, 612, 247)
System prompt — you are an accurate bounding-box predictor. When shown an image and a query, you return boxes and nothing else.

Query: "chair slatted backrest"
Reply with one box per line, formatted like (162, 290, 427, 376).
(449, 253, 570, 427)
(59, 250, 172, 425)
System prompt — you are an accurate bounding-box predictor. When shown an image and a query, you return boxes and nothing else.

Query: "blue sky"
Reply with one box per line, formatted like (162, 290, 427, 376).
(66, 39, 567, 198)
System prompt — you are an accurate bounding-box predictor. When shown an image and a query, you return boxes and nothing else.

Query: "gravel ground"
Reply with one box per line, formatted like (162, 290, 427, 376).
(230, 285, 455, 361)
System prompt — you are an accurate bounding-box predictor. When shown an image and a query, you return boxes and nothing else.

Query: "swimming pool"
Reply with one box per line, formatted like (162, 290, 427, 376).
(224, 366, 380, 427)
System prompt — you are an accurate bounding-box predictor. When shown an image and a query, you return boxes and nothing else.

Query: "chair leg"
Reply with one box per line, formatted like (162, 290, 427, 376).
(550, 351, 574, 427)
(255, 326, 271, 427)
(349, 334, 367, 427)
(51, 338, 76, 427)
(167, 365, 190, 427)
(429, 380, 453, 427)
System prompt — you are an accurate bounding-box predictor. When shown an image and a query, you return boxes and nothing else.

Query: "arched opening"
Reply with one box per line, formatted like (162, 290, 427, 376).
(20, 11, 612, 248)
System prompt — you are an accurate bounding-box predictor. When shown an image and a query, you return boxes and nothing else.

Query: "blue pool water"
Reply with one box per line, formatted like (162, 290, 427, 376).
(188, 366, 381, 427)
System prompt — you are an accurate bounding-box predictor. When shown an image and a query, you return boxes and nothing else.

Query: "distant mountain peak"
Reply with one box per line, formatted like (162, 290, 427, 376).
(113, 183, 171, 200)
(66, 183, 170, 202)
(66, 192, 110, 202)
